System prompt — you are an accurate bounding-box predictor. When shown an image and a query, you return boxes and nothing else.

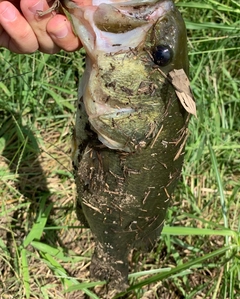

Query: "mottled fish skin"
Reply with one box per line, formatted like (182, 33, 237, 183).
(63, 0, 189, 293)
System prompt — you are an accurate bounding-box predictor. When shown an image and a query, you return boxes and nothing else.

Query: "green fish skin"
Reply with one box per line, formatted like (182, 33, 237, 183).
(63, 0, 189, 293)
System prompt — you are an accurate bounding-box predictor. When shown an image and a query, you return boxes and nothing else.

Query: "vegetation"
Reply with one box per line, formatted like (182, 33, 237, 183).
(0, 0, 239, 298)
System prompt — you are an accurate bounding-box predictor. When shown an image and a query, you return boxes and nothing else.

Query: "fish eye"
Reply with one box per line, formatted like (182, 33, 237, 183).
(152, 45, 173, 67)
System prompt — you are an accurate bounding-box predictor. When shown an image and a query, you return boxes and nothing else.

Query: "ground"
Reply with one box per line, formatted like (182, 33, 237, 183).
(0, 1, 239, 298)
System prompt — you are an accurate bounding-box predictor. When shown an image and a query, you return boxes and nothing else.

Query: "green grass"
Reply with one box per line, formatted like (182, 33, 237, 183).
(0, 0, 239, 298)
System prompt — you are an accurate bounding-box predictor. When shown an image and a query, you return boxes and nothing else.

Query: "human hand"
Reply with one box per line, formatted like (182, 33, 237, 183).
(0, 0, 82, 54)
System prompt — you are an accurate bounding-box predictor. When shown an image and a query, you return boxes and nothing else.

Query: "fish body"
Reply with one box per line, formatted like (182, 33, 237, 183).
(63, 0, 189, 293)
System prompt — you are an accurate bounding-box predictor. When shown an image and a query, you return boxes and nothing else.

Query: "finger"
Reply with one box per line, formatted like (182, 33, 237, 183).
(47, 14, 82, 52)
(0, 1, 38, 53)
(21, 0, 60, 53)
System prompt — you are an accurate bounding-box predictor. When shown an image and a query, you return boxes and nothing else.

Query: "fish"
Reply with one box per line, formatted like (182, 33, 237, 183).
(45, 0, 190, 294)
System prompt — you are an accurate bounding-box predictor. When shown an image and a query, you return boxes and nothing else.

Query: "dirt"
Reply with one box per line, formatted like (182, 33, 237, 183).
(0, 125, 231, 299)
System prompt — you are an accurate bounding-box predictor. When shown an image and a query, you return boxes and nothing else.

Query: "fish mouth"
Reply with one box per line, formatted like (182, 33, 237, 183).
(64, 0, 174, 55)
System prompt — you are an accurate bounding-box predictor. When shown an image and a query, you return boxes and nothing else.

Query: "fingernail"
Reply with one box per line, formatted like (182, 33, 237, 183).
(1, 6, 17, 21)
(51, 22, 68, 39)
(29, 0, 44, 14)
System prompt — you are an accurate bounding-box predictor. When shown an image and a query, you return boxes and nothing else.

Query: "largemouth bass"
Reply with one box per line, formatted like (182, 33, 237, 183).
(47, 0, 190, 293)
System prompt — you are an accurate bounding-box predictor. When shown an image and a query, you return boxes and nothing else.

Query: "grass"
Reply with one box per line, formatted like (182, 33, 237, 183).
(0, 0, 239, 298)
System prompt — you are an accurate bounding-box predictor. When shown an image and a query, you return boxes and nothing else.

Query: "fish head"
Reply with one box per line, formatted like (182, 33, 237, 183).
(64, 0, 188, 151)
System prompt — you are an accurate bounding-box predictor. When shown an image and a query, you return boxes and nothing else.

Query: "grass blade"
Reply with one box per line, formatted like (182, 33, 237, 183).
(115, 245, 235, 297)
(21, 249, 30, 299)
(23, 196, 53, 248)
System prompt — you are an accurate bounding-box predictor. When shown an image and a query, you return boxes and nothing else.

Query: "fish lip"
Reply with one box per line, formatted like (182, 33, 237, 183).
(98, 133, 130, 151)
(116, 0, 174, 21)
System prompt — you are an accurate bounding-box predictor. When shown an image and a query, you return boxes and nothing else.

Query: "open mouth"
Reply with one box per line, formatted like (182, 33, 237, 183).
(65, 0, 174, 54)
